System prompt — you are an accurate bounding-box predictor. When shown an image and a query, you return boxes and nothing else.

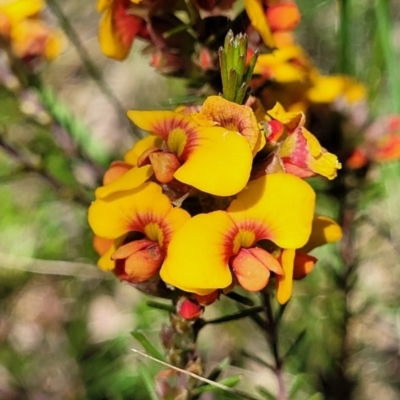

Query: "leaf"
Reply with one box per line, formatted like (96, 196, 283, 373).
(283, 329, 307, 360)
(137, 362, 159, 400)
(257, 386, 276, 400)
(131, 331, 165, 362)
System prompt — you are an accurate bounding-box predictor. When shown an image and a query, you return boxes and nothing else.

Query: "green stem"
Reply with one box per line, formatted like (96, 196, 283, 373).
(203, 305, 265, 325)
(338, 0, 352, 74)
(375, 0, 400, 112)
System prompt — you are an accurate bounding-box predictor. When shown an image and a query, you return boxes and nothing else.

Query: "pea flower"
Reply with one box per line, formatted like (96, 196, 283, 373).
(88, 181, 190, 282)
(127, 98, 257, 196)
(265, 103, 342, 180)
(160, 173, 315, 302)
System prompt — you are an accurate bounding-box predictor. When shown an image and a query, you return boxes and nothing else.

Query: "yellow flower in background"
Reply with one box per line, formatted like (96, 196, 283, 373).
(161, 173, 315, 300)
(0, 0, 63, 60)
(254, 46, 317, 84)
(97, 0, 146, 60)
(307, 75, 366, 104)
(88, 182, 190, 282)
(127, 103, 254, 196)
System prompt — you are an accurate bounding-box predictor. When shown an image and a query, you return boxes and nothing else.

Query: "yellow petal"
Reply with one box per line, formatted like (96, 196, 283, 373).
(98, 5, 129, 60)
(174, 127, 252, 196)
(95, 165, 153, 199)
(127, 110, 196, 149)
(276, 248, 295, 304)
(303, 129, 342, 180)
(227, 173, 315, 249)
(97, 0, 113, 12)
(0, 0, 44, 23)
(301, 216, 343, 254)
(88, 182, 190, 242)
(160, 211, 234, 292)
(267, 102, 305, 131)
(244, 0, 275, 48)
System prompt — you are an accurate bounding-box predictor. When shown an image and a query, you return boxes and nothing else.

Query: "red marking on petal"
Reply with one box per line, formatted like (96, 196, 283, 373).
(281, 129, 308, 168)
(113, 0, 145, 50)
(152, 115, 199, 144)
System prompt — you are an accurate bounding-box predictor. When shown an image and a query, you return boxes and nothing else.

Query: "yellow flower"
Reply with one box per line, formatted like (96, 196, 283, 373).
(254, 46, 316, 84)
(160, 173, 315, 299)
(127, 105, 253, 196)
(88, 182, 190, 281)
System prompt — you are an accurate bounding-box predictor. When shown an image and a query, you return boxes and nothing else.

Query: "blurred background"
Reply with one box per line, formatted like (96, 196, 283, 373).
(1, 0, 400, 399)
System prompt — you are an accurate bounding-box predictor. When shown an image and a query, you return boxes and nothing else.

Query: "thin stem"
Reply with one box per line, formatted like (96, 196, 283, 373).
(261, 291, 287, 400)
(338, 0, 352, 74)
(375, 0, 400, 112)
(203, 305, 265, 325)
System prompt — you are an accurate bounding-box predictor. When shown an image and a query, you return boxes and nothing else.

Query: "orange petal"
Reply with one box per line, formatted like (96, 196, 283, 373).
(293, 252, 317, 280)
(149, 151, 180, 183)
(266, 2, 301, 32)
(231, 248, 271, 291)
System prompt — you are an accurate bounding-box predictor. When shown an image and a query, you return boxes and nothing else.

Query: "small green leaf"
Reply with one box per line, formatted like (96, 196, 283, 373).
(257, 386, 276, 400)
(131, 331, 165, 362)
(137, 362, 159, 400)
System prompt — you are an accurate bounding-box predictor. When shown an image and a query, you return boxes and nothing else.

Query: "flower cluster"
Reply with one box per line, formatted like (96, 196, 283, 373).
(88, 94, 342, 315)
